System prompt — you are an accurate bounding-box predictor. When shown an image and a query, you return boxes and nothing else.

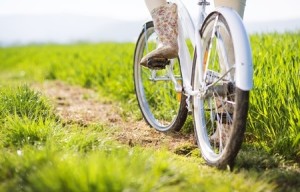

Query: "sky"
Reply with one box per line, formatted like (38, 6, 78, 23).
(0, 0, 299, 45)
(1, 0, 300, 22)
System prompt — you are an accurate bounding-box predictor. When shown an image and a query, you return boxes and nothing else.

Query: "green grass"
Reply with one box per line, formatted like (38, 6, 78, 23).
(1, 34, 299, 161)
(0, 85, 55, 121)
(0, 86, 276, 192)
(0, 32, 300, 191)
(248, 32, 300, 160)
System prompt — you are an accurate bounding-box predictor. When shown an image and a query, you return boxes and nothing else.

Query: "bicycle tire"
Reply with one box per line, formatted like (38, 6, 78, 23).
(192, 13, 250, 169)
(133, 21, 188, 132)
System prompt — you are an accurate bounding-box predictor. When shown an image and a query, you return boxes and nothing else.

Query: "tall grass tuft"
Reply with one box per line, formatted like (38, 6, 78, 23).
(248, 32, 300, 159)
(1, 116, 56, 147)
(0, 85, 55, 122)
(0, 85, 59, 148)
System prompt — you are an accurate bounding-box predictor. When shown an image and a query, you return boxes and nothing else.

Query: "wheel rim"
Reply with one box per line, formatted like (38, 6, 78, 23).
(193, 15, 236, 162)
(134, 25, 184, 131)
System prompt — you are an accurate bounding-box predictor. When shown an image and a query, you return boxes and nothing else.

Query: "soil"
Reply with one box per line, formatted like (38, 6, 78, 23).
(35, 81, 195, 152)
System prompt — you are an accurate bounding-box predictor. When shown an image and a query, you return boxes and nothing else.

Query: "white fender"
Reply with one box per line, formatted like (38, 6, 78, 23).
(212, 7, 253, 91)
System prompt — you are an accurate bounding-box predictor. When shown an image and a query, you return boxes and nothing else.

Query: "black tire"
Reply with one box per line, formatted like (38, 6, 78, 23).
(133, 21, 188, 132)
(192, 13, 250, 169)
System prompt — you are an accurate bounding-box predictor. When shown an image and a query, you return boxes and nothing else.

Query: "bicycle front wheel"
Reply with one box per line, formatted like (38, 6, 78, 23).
(192, 13, 250, 169)
(133, 21, 188, 132)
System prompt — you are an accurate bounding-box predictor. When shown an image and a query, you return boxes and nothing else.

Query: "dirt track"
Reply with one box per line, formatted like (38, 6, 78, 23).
(35, 81, 195, 152)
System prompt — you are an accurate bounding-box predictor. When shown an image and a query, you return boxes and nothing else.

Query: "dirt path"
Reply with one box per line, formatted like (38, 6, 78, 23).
(36, 81, 195, 152)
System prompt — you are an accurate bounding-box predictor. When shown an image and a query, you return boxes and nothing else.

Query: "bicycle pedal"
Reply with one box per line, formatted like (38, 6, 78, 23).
(147, 58, 170, 69)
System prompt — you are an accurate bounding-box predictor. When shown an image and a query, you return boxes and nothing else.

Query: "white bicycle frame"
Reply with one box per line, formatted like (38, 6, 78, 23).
(167, 0, 253, 109)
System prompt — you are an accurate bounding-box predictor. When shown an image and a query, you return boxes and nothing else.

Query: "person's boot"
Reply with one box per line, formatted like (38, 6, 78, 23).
(140, 3, 178, 67)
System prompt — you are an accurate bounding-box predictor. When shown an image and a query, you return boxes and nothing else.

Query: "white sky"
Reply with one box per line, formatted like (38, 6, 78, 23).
(0, 0, 299, 44)
(0, 0, 300, 22)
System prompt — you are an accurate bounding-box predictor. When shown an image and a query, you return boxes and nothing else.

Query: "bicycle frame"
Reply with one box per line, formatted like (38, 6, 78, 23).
(168, 0, 253, 109)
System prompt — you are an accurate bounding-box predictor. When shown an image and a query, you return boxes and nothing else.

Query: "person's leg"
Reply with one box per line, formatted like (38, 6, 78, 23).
(214, 0, 246, 18)
(144, 0, 167, 12)
(141, 0, 179, 67)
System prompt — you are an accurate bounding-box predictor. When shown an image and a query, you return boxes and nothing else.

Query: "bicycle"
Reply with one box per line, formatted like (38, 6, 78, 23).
(133, 0, 253, 169)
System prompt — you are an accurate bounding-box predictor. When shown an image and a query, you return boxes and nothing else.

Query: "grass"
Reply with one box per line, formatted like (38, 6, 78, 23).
(248, 32, 300, 160)
(0, 86, 276, 192)
(1, 34, 299, 161)
(0, 32, 299, 191)
(0, 85, 55, 121)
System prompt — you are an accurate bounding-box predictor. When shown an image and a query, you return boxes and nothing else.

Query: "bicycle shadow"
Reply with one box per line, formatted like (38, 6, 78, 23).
(159, 120, 300, 192)
(235, 146, 300, 192)
(173, 138, 300, 191)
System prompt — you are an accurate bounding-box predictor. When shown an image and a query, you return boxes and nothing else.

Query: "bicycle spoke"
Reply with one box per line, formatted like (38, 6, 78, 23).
(192, 12, 250, 168)
(134, 21, 187, 132)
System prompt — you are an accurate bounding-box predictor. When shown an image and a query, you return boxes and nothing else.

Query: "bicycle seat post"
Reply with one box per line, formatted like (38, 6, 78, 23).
(197, 0, 210, 27)
(198, 0, 210, 5)
(198, 0, 210, 11)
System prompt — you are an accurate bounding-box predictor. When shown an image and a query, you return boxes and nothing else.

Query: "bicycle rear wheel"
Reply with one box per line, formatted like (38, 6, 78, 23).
(133, 21, 188, 132)
(192, 13, 250, 169)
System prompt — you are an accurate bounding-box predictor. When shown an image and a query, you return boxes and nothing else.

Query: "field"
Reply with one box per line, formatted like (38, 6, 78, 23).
(0, 31, 299, 191)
